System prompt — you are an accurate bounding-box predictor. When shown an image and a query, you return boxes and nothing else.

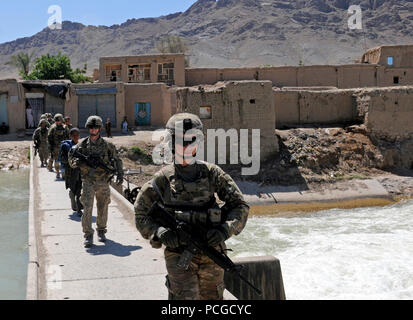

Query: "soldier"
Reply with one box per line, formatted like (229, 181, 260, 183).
(59, 128, 83, 217)
(47, 113, 55, 127)
(134, 113, 249, 300)
(48, 113, 69, 179)
(64, 116, 73, 130)
(33, 119, 49, 167)
(68, 116, 124, 248)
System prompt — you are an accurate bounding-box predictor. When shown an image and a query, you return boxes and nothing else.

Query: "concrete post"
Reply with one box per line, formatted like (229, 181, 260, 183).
(224, 256, 286, 300)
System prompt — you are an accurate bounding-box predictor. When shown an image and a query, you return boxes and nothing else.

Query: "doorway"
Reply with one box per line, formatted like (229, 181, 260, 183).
(0, 94, 8, 126)
(135, 102, 151, 126)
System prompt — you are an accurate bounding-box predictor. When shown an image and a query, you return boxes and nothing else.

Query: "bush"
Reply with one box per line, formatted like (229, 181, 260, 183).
(128, 146, 153, 165)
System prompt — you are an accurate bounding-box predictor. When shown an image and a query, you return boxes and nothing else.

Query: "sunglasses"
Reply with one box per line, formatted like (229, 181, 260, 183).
(172, 135, 197, 147)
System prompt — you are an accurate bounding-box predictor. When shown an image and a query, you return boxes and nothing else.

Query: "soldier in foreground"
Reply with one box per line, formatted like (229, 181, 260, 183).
(47, 114, 69, 179)
(33, 119, 49, 167)
(59, 128, 83, 217)
(68, 116, 124, 248)
(134, 113, 249, 300)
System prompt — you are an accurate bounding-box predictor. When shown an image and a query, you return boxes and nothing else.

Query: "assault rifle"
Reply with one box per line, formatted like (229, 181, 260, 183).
(34, 142, 39, 157)
(148, 201, 262, 296)
(71, 149, 117, 179)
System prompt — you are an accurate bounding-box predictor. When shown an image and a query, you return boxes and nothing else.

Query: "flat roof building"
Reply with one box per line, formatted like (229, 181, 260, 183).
(99, 53, 185, 86)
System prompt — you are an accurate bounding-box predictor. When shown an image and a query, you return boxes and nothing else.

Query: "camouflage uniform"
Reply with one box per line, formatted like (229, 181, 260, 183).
(135, 161, 249, 300)
(68, 135, 123, 239)
(47, 118, 69, 175)
(40, 115, 50, 129)
(33, 120, 49, 166)
(47, 114, 55, 127)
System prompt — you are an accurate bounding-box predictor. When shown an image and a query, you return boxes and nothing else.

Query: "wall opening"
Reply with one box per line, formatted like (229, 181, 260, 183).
(250, 99, 256, 104)
(393, 76, 399, 84)
(387, 57, 394, 66)
(200, 106, 212, 120)
(105, 65, 122, 82)
(158, 63, 175, 86)
(128, 64, 151, 83)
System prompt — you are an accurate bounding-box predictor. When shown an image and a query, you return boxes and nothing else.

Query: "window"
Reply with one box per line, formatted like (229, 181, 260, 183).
(393, 76, 399, 84)
(128, 64, 151, 83)
(157, 63, 175, 85)
(250, 99, 256, 104)
(200, 106, 212, 120)
(105, 65, 122, 82)
(387, 56, 394, 66)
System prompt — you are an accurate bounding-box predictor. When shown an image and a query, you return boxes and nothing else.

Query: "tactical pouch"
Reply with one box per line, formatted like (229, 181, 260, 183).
(175, 208, 222, 227)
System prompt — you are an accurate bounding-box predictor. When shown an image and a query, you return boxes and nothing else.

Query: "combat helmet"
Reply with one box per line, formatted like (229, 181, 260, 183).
(166, 113, 203, 135)
(54, 113, 64, 122)
(85, 115, 103, 129)
(165, 113, 204, 153)
(38, 119, 49, 127)
(40, 114, 47, 120)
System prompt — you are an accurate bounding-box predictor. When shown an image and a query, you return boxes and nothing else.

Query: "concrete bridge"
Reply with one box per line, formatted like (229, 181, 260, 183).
(26, 145, 285, 300)
(27, 148, 169, 300)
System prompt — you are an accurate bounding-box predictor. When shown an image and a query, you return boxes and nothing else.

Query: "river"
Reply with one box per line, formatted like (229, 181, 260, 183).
(0, 169, 29, 300)
(228, 199, 413, 300)
(0, 168, 412, 300)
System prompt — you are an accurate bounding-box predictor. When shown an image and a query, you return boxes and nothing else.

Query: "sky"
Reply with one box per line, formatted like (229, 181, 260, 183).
(0, 0, 198, 44)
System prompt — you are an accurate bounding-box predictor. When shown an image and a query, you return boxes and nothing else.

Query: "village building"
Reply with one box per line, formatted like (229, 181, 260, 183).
(1, 44, 413, 165)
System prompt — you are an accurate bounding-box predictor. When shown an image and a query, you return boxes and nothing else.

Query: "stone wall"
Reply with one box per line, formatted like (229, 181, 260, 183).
(274, 88, 357, 127)
(175, 81, 278, 163)
(124, 83, 172, 127)
(0, 79, 24, 132)
(357, 86, 413, 170)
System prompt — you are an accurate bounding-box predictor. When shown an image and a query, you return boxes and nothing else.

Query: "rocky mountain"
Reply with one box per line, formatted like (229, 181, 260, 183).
(1, 0, 413, 79)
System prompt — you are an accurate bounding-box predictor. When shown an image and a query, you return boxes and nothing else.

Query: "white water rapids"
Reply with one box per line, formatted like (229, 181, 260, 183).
(228, 199, 413, 300)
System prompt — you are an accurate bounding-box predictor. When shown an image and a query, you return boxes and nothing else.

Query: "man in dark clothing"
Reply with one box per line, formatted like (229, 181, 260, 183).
(59, 128, 83, 217)
(0, 122, 9, 134)
(105, 118, 112, 138)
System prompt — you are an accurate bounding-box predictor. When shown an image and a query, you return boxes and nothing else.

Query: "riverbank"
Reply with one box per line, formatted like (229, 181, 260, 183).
(0, 134, 31, 170)
(112, 128, 413, 209)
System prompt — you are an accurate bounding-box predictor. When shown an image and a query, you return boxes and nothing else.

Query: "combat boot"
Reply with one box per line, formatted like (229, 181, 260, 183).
(97, 230, 107, 243)
(56, 172, 61, 180)
(77, 210, 83, 218)
(84, 235, 93, 248)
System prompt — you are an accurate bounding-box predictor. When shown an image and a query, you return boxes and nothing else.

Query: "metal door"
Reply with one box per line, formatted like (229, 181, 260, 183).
(135, 102, 151, 126)
(0, 94, 8, 125)
(78, 95, 117, 128)
(27, 98, 44, 128)
(78, 95, 97, 128)
(97, 95, 116, 128)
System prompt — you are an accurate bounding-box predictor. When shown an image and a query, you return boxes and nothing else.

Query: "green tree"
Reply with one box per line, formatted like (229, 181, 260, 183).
(25, 53, 91, 83)
(5, 52, 34, 77)
(156, 35, 190, 67)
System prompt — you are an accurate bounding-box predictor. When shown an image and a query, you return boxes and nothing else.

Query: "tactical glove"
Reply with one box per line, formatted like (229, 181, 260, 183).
(206, 225, 230, 247)
(156, 227, 180, 248)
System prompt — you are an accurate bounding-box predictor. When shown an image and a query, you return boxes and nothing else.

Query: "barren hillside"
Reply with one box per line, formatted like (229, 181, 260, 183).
(1, 0, 413, 79)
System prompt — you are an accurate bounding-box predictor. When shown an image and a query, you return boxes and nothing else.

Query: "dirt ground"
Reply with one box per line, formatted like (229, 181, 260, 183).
(110, 127, 413, 199)
(0, 134, 31, 170)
